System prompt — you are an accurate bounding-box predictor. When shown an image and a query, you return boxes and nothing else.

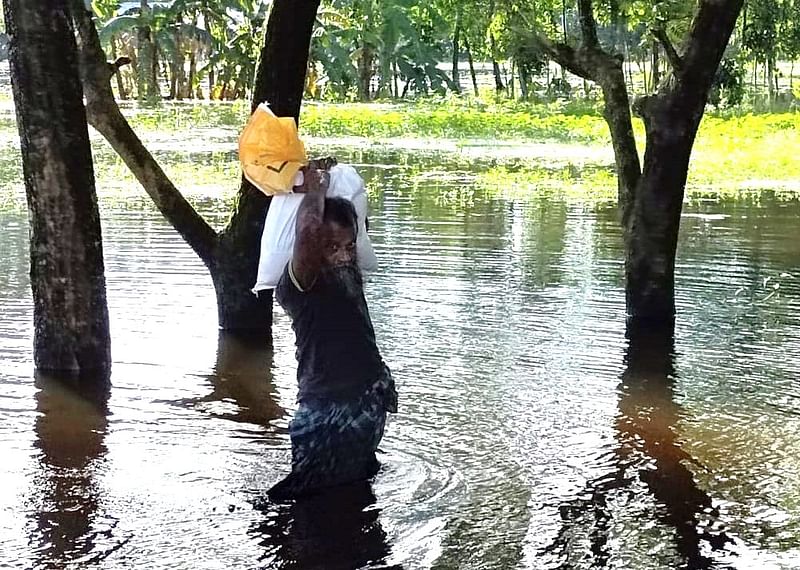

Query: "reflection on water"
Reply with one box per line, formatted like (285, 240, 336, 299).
(253, 481, 397, 570)
(185, 332, 285, 428)
(28, 373, 115, 568)
(543, 322, 733, 569)
(1, 144, 799, 569)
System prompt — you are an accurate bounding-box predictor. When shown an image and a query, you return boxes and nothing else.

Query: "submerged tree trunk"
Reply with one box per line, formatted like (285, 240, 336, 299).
(73, 0, 321, 338)
(626, 1, 744, 321)
(5, 0, 111, 380)
(530, 0, 743, 323)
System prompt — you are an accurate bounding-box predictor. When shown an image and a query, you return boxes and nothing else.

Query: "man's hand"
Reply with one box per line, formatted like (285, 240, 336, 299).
(308, 156, 337, 171)
(303, 167, 330, 194)
(294, 158, 335, 193)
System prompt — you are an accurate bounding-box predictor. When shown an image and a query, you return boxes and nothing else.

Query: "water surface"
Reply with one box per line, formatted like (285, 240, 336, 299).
(1, 145, 799, 569)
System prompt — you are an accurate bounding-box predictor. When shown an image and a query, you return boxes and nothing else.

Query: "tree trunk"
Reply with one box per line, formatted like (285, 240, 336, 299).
(532, 0, 743, 324)
(626, 105, 695, 322)
(492, 58, 504, 92)
(217, 0, 320, 334)
(168, 61, 177, 99)
(652, 39, 660, 91)
(393, 59, 399, 98)
(187, 51, 196, 99)
(173, 26, 186, 100)
(110, 37, 127, 99)
(4, 0, 111, 380)
(767, 56, 775, 104)
(73, 0, 321, 338)
(137, 0, 156, 101)
(357, 42, 373, 101)
(451, 8, 461, 94)
(519, 64, 529, 100)
(464, 36, 479, 96)
(625, 0, 743, 322)
(598, 66, 640, 226)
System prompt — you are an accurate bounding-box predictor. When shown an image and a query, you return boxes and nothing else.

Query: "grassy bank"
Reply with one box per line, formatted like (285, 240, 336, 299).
(120, 97, 800, 193)
(0, 98, 798, 207)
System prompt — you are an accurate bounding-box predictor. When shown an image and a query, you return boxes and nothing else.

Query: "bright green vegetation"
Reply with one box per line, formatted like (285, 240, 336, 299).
(1, 99, 799, 210)
(300, 100, 800, 199)
(301, 99, 611, 143)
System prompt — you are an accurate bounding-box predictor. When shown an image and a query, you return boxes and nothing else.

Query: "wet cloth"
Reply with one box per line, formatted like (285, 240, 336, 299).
(268, 368, 398, 499)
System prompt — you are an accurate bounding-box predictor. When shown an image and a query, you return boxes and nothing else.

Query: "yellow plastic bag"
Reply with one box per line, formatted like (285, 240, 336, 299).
(239, 103, 308, 196)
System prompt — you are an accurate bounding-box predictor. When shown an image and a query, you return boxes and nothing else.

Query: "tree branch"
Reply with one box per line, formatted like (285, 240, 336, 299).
(523, 31, 594, 80)
(650, 27, 682, 74)
(577, 0, 600, 49)
(71, 1, 218, 267)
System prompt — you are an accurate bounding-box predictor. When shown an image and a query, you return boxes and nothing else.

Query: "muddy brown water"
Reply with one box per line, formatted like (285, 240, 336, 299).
(1, 146, 799, 569)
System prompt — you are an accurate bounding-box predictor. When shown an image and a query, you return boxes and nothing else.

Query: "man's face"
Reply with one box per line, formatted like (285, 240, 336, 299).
(322, 221, 356, 268)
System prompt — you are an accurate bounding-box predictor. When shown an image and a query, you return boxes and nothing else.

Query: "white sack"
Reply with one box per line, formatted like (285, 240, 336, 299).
(253, 165, 378, 291)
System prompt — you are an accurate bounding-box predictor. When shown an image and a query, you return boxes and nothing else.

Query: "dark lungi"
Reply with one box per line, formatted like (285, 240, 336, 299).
(269, 367, 398, 499)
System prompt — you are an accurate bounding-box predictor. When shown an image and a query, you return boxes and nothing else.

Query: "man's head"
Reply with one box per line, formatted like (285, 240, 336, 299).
(322, 197, 358, 268)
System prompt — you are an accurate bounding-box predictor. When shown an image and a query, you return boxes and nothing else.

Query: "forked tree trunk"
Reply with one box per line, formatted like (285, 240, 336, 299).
(531, 0, 744, 323)
(73, 0, 321, 338)
(4, 0, 111, 380)
(624, 0, 743, 321)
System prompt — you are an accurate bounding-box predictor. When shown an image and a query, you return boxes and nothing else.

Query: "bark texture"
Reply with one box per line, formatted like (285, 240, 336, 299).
(527, 0, 744, 323)
(71, 0, 321, 337)
(5, 0, 111, 379)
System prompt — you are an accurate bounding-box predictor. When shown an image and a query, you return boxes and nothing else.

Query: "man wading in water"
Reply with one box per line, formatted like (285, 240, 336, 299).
(268, 167, 398, 500)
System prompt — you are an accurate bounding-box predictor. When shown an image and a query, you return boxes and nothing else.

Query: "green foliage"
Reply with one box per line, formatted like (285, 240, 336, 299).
(310, 0, 454, 100)
(710, 57, 747, 107)
(91, 0, 265, 101)
(300, 99, 609, 142)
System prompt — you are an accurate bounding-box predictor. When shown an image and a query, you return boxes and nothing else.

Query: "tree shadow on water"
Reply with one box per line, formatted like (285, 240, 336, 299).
(183, 332, 286, 428)
(28, 371, 122, 568)
(542, 321, 734, 569)
(251, 480, 400, 570)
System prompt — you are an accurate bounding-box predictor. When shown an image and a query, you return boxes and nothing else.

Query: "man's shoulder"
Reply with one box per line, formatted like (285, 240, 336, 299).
(275, 262, 302, 309)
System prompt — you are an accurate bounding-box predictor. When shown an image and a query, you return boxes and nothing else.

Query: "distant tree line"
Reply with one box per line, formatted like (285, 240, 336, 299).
(79, 0, 800, 106)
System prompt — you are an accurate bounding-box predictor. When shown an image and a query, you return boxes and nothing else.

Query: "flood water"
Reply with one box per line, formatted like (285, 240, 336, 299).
(1, 143, 800, 569)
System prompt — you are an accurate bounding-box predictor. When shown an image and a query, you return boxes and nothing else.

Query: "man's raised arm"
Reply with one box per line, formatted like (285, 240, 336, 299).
(291, 168, 329, 290)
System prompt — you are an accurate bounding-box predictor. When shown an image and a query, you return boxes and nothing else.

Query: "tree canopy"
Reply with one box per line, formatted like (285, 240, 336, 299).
(84, 0, 800, 106)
